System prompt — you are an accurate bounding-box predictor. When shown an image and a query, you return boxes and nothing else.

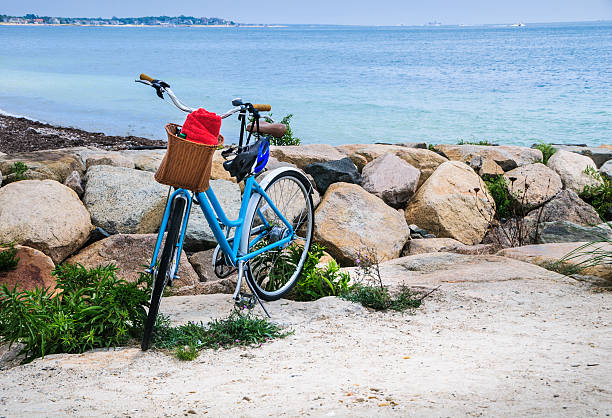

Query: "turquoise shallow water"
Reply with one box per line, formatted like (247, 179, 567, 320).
(0, 22, 610, 146)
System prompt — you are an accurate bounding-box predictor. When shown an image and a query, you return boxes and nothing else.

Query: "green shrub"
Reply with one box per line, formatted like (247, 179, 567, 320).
(0, 264, 151, 362)
(286, 243, 352, 301)
(151, 309, 291, 359)
(533, 141, 557, 165)
(483, 175, 514, 220)
(0, 243, 19, 272)
(580, 167, 611, 221)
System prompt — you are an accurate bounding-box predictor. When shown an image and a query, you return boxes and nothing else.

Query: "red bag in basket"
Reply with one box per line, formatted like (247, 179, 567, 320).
(180, 108, 221, 145)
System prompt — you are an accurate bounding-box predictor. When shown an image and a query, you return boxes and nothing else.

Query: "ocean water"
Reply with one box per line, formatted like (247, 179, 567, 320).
(0, 22, 610, 147)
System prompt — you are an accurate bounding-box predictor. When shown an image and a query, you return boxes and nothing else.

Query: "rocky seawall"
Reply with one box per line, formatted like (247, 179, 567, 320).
(1, 114, 611, 293)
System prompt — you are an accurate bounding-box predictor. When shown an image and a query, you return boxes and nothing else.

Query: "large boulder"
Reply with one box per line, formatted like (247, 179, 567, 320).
(188, 249, 217, 282)
(403, 238, 496, 256)
(361, 153, 420, 209)
(537, 221, 612, 244)
(0, 180, 92, 263)
(210, 151, 236, 182)
(85, 151, 135, 169)
(600, 160, 612, 181)
(304, 157, 362, 194)
(336, 144, 447, 188)
(314, 182, 410, 265)
(547, 150, 601, 193)
(270, 144, 344, 170)
(0, 245, 56, 292)
(404, 161, 495, 245)
(503, 163, 562, 211)
(0, 148, 86, 184)
(497, 242, 612, 280)
(83, 165, 168, 234)
(184, 179, 242, 251)
(342, 252, 560, 290)
(551, 145, 612, 168)
(119, 149, 166, 172)
(434, 144, 542, 171)
(66, 234, 200, 293)
(188, 250, 239, 295)
(525, 189, 602, 226)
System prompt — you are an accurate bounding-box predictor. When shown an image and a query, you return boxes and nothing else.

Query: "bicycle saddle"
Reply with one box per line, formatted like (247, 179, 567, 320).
(246, 122, 287, 138)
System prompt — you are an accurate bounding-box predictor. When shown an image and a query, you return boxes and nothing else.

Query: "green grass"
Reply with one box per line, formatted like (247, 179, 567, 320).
(540, 260, 583, 276)
(0, 264, 151, 362)
(341, 284, 423, 311)
(457, 139, 494, 146)
(560, 223, 612, 274)
(580, 167, 612, 221)
(151, 310, 292, 360)
(0, 242, 19, 272)
(533, 141, 557, 165)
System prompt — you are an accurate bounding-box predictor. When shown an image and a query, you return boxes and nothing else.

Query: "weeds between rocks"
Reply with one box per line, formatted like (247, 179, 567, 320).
(0, 243, 19, 272)
(285, 243, 352, 301)
(456, 139, 494, 146)
(559, 223, 612, 276)
(533, 141, 557, 165)
(580, 167, 612, 221)
(475, 175, 549, 248)
(2, 161, 28, 184)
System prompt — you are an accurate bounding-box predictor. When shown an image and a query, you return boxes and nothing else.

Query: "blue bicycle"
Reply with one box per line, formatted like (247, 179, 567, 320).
(137, 74, 315, 350)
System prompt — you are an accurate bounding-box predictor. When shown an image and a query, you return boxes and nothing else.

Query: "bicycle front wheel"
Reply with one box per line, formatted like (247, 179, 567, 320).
(141, 197, 186, 351)
(242, 170, 315, 301)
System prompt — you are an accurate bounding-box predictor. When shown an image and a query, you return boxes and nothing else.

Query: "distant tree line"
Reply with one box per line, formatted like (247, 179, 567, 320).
(0, 14, 237, 26)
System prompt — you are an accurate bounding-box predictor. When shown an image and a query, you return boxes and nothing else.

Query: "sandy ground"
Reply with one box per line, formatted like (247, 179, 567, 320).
(0, 269, 610, 416)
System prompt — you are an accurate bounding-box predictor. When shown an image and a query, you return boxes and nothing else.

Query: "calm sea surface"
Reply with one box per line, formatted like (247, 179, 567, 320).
(0, 23, 610, 146)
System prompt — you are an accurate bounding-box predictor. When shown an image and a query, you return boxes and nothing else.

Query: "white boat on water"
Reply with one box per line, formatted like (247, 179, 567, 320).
(511, 22, 526, 27)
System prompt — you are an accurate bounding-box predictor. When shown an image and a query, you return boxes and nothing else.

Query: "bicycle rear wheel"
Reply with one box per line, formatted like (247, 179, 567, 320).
(242, 170, 314, 301)
(141, 197, 186, 351)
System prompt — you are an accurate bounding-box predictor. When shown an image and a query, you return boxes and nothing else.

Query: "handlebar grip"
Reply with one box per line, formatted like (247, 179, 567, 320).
(140, 73, 155, 82)
(253, 104, 271, 111)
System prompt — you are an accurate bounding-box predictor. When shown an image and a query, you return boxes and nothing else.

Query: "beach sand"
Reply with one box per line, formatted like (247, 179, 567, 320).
(0, 274, 610, 416)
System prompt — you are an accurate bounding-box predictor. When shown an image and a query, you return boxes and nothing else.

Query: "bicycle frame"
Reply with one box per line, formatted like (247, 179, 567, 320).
(148, 174, 295, 292)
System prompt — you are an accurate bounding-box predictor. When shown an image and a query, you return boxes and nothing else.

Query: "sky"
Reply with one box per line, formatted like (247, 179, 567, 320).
(2, 0, 612, 25)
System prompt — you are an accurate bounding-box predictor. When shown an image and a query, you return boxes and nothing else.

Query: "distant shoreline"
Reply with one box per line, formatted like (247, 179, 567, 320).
(0, 22, 287, 28)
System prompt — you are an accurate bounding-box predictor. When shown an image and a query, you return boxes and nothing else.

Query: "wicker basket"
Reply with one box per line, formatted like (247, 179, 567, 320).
(154, 123, 224, 192)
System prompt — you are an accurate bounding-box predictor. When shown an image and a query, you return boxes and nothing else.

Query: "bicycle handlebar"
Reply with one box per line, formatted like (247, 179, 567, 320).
(253, 104, 271, 111)
(136, 74, 272, 120)
(140, 73, 155, 83)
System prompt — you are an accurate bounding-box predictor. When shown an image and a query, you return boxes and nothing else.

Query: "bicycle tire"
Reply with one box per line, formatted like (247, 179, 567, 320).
(141, 197, 186, 351)
(242, 169, 315, 301)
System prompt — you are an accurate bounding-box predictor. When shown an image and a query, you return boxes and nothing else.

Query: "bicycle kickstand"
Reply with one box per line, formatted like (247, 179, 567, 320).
(233, 261, 271, 318)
